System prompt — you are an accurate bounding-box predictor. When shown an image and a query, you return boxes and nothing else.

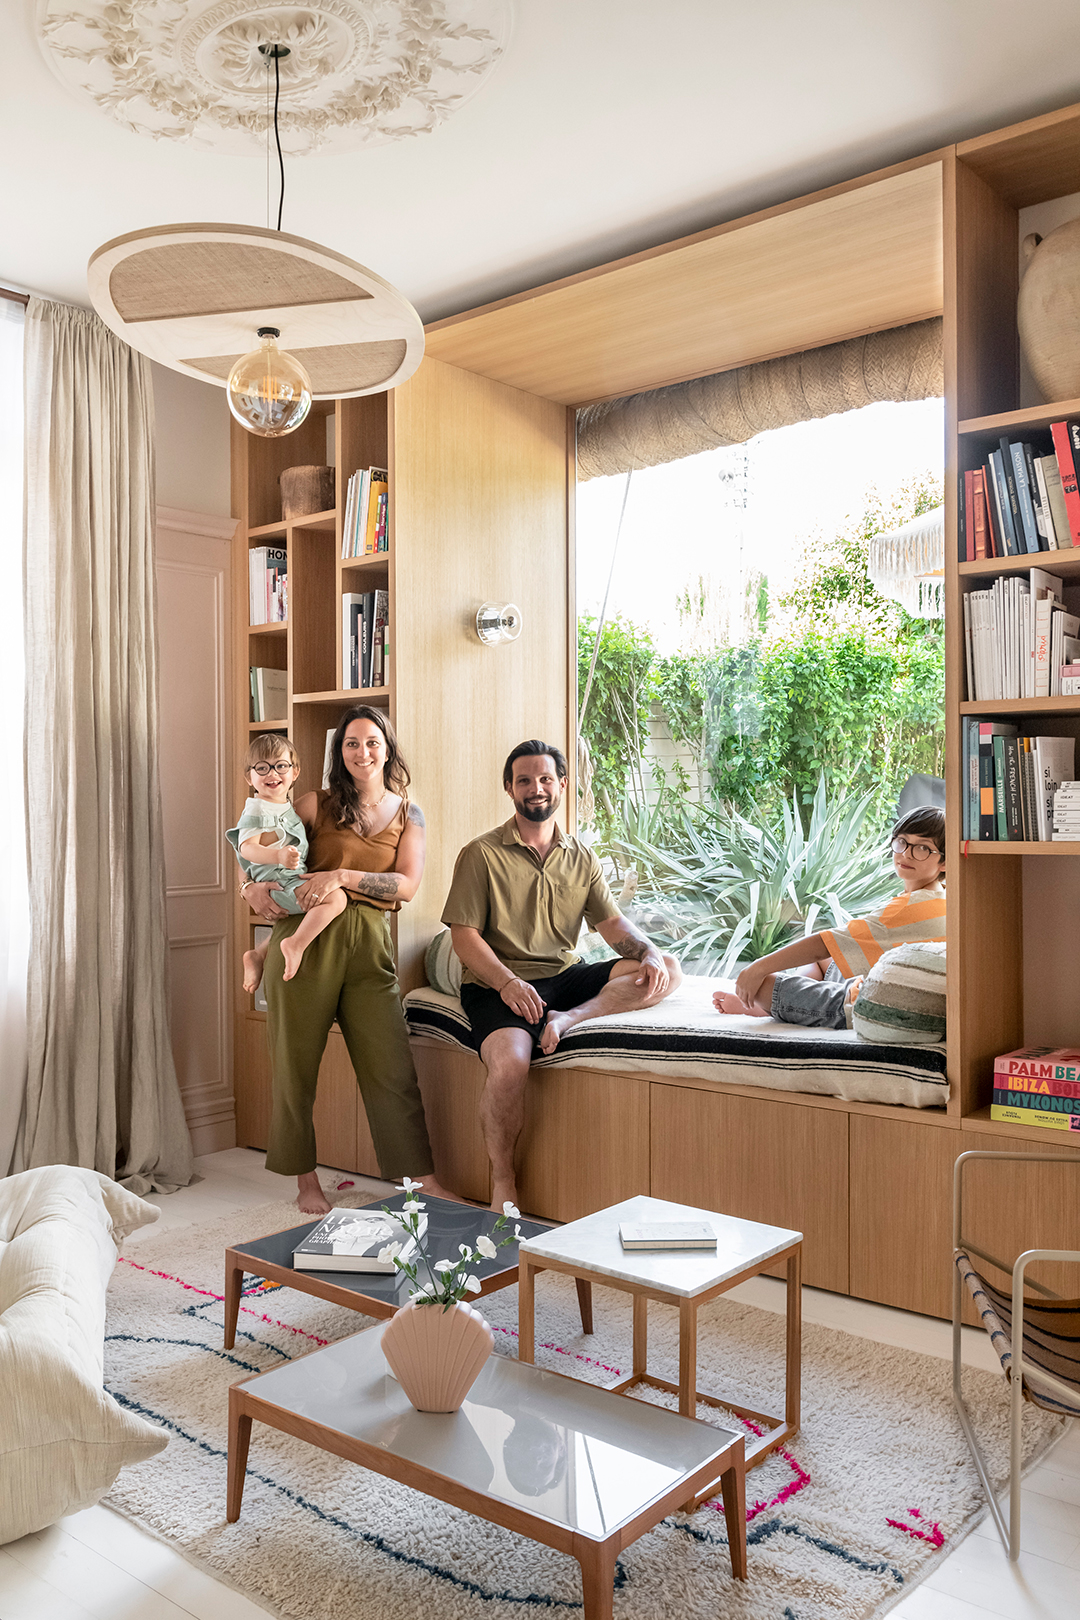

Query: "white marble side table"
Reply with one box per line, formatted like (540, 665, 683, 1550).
(517, 1194, 801, 1490)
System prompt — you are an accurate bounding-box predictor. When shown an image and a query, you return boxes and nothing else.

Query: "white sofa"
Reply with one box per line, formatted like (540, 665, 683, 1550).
(0, 1164, 168, 1543)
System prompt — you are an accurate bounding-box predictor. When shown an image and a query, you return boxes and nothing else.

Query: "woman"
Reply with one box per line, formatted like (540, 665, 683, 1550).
(245, 706, 451, 1214)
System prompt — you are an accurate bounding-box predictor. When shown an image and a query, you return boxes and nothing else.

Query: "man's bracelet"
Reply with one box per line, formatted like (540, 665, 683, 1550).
(499, 974, 518, 993)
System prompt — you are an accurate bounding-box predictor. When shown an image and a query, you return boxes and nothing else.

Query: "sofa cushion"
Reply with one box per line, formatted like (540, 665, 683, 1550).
(0, 1165, 167, 1544)
(851, 940, 946, 1045)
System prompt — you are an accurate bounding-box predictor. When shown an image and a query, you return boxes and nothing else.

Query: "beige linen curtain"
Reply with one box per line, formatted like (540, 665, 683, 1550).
(20, 298, 193, 1193)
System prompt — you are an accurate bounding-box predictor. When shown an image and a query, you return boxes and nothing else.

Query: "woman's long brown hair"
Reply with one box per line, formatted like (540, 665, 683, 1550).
(324, 706, 411, 833)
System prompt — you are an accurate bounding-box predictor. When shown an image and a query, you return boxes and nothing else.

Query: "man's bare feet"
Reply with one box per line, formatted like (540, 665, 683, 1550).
(296, 1170, 332, 1216)
(280, 936, 305, 983)
(539, 1009, 575, 1054)
(242, 950, 264, 994)
(490, 1179, 518, 1215)
(712, 989, 769, 1017)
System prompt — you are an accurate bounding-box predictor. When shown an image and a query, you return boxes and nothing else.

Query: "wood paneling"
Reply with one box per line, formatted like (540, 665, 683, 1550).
(958, 101, 1080, 210)
(424, 160, 943, 406)
(517, 1068, 650, 1223)
(650, 1085, 848, 1294)
(236, 1015, 273, 1151)
(412, 1040, 491, 1203)
(390, 358, 571, 990)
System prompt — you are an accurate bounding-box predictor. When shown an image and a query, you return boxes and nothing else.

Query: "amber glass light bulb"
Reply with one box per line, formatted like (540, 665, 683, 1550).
(226, 328, 312, 437)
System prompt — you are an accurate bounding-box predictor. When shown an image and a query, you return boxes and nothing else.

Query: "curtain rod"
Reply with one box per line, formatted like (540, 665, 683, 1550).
(1, 287, 29, 306)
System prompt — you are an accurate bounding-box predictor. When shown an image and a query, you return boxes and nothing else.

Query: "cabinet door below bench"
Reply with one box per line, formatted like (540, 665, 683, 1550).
(649, 1084, 849, 1294)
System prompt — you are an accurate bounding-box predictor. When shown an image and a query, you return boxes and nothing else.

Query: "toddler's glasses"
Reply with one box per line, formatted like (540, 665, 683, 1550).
(249, 761, 295, 777)
(891, 836, 937, 861)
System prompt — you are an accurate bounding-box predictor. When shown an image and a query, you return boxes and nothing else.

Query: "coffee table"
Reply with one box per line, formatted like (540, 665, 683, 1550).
(517, 1194, 801, 1489)
(227, 1320, 746, 1617)
(223, 1193, 589, 1349)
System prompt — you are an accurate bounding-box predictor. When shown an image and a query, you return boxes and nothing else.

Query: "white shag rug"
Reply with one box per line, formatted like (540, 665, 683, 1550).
(103, 1195, 1067, 1620)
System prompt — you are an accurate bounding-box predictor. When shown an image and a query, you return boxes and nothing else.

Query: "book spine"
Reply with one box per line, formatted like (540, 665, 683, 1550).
(990, 1103, 1080, 1130)
(999, 438, 1025, 553)
(960, 468, 971, 562)
(992, 734, 1009, 839)
(991, 1088, 1080, 1119)
(1027, 443, 1052, 547)
(1002, 736, 1023, 840)
(993, 1071, 1080, 1098)
(981, 462, 1000, 556)
(972, 469, 988, 559)
(1051, 421, 1080, 545)
(978, 733, 996, 840)
(1010, 441, 1040, 552)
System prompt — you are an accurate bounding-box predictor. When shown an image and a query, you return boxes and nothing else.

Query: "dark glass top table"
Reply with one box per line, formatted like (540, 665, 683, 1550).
(223, 1193, 587, 1348)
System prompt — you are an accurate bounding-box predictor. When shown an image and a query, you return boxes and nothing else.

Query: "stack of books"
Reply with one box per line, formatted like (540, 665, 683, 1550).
(1053, 780, 1080, 840)
(341, 589, 389, 690)
(248, 546, 288, 625)
(341, 468, 388, 559)
(960, 724, 1074, 842)
(960, 422, 1080, 558)
(963, 565, 1080, 699)
(991, 1046, 1080, 1132)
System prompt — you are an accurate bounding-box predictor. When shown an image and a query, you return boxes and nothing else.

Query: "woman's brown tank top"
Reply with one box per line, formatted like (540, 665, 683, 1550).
(306, 789, 408, 911)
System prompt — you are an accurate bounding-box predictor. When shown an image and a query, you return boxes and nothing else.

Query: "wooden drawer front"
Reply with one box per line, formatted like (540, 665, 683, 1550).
(650, 1085, 848, 1294)
(234, 1017, 366, 1177)
(413, 1043, 491, 1205)
(517, 1068, 651, 1223)
(235, 1017, 272, 1153)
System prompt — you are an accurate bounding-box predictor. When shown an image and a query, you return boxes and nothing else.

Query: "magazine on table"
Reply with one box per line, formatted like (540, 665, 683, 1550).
(292, 1209, 425, 1272)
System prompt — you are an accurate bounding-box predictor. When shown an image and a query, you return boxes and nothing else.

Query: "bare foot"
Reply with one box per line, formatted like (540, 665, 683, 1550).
(539, 1009, 575, 1054)
(712, 990, 769, 1017)
(280, 936, 305, 983)
(243, 950, 264, 994)
(296, 1171, 332, 1216)
(490, 1179, 519, 1216)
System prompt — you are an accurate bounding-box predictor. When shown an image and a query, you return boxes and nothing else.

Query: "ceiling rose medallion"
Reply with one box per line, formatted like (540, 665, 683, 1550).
(37, 0, 511, 154)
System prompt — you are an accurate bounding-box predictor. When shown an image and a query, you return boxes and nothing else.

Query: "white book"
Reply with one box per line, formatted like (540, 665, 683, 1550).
(963, 591, 974, 702)
(1034, 457, 1059, 547)
(1039, 455, 1072, 548)
(341, 471, 358, 560)
(618, 1221, 717, 1251)
(342, 592, 364, 688)
(1034, 736, 1077, 841)
(254, 666, 288, 723)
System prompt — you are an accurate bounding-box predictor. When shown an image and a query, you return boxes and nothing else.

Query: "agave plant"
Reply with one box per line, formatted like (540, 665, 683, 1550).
(599, 777, 896, 976)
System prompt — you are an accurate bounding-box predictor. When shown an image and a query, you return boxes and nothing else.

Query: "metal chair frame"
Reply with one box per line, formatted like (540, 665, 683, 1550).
(952, 1149, 1080, 1561)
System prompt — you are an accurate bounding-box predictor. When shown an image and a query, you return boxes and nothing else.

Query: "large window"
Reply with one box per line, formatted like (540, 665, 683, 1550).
(576, 397, 944, 972)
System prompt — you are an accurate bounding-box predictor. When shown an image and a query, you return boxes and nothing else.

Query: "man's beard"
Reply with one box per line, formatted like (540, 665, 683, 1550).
(518, 795, 558, 822)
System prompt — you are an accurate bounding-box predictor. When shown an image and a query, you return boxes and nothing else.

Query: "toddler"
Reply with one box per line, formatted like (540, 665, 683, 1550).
(712, 805, 946, 1030)
(226, 734, 348, 990)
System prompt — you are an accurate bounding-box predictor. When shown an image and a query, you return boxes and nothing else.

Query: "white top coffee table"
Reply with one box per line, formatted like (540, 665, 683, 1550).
(227, 1319, 746, 1618)
(517, 1195, 801, 1488)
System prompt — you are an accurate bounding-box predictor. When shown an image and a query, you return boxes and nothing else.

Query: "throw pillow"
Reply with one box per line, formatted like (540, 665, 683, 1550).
(851, 940, 946, 1045)
(424, 928, 463, 997)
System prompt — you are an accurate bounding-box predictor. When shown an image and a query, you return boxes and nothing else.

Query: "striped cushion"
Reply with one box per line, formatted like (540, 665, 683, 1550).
(851, 940, 946, 1045)
(955, 1249, 1080, 1417)
(424, 928, 462, 996)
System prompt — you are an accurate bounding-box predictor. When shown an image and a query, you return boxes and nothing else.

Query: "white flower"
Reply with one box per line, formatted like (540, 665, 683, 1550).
(475, 1234, 497, 1259)
(377, 1242, 401, 1263)
(463, 1274, 481, 1293)
(409, 1287, 436, 1302)
(402, 1198, 424, 1213)
(514, 1224, 522, 1239)
(398, 1177, 423, 1193)
(459, 1242, 472, 1256)
(502, 1201, 520, 1220)
(432, 1258, 455, 1273)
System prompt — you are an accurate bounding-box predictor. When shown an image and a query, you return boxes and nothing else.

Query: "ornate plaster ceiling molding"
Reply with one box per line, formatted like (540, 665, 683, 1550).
(37, 0, 511, 155)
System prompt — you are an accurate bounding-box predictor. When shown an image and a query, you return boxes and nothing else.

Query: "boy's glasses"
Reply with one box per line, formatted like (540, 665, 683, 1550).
(249, 761, 295, 777)
(891, 836, 937, 861)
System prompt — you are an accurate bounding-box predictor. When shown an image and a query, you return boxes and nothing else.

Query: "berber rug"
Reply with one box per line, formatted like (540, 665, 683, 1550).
(103, 1194, 1067, 1620)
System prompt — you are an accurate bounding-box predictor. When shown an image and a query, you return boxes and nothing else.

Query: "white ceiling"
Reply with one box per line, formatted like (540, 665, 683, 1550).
(7, 0, 1080, 326)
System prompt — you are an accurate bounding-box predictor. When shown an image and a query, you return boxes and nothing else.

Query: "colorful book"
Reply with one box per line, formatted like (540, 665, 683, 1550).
(972, 468, 989, 559)
(1050, 422, 1080, 546)
(990, 1094, 1080, 1130)
(994, 1046, 1080, 1090)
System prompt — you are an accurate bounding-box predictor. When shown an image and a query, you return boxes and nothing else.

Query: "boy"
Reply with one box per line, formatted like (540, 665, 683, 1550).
(713, 805, 945, 1029)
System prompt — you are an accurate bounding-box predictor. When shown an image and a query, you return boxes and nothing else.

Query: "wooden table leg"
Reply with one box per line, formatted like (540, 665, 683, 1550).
(227, 1388, 252, 1522)
(785, 1246, 802, 1434)
(577, 1541, 616, 1620)
(678, 1297, 697, 1418)
(632, 1292, 648, 1378)
(518, 1255, 536, 1364)
(575, 1278, 594, 1335)
(720, 1454, 747, 1579)
(223, 1255, 243, 1350)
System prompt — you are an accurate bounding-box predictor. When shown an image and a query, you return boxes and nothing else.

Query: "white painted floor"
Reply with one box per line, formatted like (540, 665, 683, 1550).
(1, 1147, 1077, 1620)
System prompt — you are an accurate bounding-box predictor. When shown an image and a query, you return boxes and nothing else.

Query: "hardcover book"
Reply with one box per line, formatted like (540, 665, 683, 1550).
(292, 1210, 423, 1272)
(618, 1221, 717, 1251)
(990, 1100, 1080, 1131)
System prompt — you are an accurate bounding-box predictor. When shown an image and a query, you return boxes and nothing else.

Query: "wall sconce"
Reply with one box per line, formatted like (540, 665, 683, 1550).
(476, 602, 522, 646)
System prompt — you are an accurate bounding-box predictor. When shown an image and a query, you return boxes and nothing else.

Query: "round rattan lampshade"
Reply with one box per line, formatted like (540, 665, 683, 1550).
(88, 222, 424, 398)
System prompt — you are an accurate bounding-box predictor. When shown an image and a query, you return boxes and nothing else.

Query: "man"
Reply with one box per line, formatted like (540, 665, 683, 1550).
(442, 740, 681, 1212)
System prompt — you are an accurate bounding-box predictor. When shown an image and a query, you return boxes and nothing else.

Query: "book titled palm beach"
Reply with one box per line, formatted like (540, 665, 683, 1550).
(292, 1209, 424, 1272)
(990, 1046, 1080, 1130)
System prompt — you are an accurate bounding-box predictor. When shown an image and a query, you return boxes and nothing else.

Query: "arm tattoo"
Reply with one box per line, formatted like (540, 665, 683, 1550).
(611, 935, 649, 962)
(407, 803, 425, 828)
(357, 872, 401, 899)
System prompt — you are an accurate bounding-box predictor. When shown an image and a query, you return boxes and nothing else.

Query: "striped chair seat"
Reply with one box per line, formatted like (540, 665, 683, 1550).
(955, 1249, 1080, 1418)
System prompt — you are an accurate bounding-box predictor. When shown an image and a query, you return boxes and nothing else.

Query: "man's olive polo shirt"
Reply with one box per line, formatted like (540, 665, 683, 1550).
(441, 817, 621, 984)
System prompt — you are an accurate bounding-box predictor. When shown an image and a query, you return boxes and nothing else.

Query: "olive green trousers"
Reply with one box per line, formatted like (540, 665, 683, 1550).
(262, 902, 434, 1180)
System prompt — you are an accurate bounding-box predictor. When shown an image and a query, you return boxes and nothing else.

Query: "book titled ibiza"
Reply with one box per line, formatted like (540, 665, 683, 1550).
(292, 1209, 424, 1272)
(619, 1221, 717, 1251)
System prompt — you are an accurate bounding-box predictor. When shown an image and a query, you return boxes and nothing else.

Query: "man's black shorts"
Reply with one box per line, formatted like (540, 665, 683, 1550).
(459, 961, 617, 1055)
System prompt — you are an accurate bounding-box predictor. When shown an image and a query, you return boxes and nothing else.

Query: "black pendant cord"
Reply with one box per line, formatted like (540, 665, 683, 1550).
(272, 47, 285, 232)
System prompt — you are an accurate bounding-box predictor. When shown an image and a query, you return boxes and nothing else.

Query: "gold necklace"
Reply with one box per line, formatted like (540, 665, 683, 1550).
(357, 786, 387, 810)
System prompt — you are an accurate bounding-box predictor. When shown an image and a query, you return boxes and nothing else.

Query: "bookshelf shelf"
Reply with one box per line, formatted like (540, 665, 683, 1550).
(293, 687, 390, 705)
(248, 509, 336, 537)
(248, 718, 287, 731)
(961, 840, 1080, 855)
(959, 551, 1080, 578)
(249, 620, 288, 635)
(959, 697, 1080, 715)
(341, 554, 389, 574)
(958, 398, 1080, 438)
(962, 1105, 1080, 1146)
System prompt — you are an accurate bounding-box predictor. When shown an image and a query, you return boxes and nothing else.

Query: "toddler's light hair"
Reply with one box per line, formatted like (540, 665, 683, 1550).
(244, 733, 299, 780)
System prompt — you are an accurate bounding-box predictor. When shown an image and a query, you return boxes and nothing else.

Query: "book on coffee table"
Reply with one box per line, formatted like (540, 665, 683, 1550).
(618, 1221, 717, 1251)
(292, 1209, 424, 1272)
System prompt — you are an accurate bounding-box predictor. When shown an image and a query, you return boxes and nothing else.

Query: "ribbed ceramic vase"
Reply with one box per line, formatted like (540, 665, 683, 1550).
(381, 1299, 494, 1413)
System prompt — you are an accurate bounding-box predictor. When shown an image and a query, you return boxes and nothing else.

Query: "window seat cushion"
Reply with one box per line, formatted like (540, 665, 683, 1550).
(403, 973, 949, 1110)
